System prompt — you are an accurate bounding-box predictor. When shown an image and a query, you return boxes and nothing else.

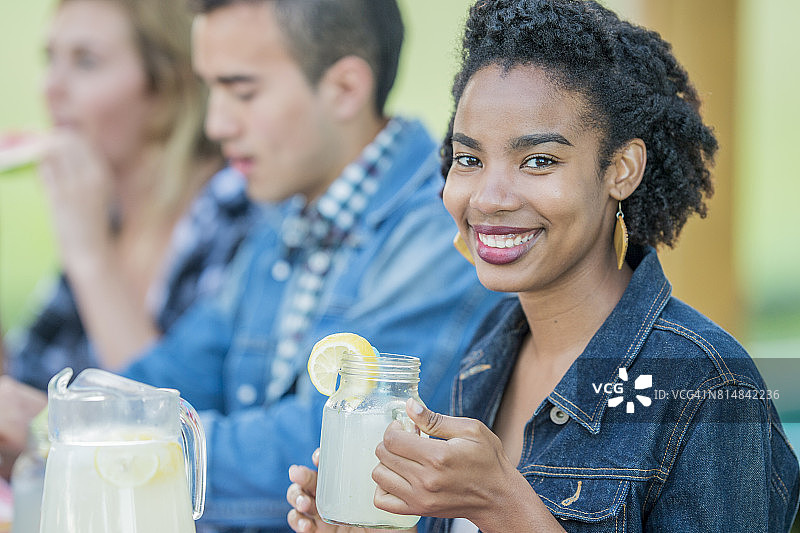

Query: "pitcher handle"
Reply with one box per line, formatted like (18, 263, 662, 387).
(179, 398, 207, 520)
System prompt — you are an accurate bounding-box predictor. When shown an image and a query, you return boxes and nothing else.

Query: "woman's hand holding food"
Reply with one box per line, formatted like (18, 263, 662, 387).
(38, 129, 115, 276)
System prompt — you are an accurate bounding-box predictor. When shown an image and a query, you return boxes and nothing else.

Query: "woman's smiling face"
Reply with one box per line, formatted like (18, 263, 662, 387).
(443, 63, 618, 295)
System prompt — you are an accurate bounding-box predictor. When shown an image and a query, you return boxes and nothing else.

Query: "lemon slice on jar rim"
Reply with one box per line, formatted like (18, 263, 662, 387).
(307, 332, 377, 396)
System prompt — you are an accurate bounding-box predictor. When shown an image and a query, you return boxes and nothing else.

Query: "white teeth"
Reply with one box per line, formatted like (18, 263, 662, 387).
(477, 231, 537, 249)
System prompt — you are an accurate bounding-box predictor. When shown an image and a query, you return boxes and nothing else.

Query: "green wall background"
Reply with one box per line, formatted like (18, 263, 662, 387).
(734, 0, 800, 337)
(0, 0, 57, 332)
(1, 0, 799, 349)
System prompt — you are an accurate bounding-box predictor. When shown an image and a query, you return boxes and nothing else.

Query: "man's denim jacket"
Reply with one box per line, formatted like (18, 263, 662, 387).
(424, 246, 799, 532)
(123, 119, 507, 530)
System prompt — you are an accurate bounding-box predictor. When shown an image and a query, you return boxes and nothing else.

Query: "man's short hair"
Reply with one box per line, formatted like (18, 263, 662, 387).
(191, 0, 404, 115)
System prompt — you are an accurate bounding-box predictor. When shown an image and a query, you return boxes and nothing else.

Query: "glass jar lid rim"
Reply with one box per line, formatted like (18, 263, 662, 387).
(340, 352, 420, 381)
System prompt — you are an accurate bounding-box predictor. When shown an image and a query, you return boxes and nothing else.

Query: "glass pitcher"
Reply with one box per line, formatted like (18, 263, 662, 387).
(39, 368, 206, 533)
(317, 353, 423, 529)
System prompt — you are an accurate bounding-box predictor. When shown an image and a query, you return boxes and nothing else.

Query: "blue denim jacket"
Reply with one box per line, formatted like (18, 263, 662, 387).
(424, 245, 799, 533)
(123, 118, 508, 531)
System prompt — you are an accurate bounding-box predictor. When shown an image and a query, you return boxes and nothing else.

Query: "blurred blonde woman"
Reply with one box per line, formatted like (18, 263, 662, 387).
(4, 0, 255, 389)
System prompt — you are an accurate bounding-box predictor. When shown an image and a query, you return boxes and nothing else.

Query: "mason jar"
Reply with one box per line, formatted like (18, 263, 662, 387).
(316, 353, 423, 529)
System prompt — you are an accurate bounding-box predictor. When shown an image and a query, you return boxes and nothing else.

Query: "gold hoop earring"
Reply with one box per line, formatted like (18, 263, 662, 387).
(453, 233, 475, 265)
(614, 201, 628, 270)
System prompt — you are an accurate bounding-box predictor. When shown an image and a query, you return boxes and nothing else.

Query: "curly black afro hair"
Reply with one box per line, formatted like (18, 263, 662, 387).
(441, 0, 718, 248)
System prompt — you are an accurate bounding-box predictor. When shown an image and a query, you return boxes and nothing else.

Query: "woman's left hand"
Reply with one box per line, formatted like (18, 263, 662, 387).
(373, 399, 565, 532)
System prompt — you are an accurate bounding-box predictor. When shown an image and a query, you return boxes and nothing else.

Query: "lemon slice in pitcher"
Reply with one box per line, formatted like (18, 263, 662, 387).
(152, 441, 184, 480)
(307, 332, 376, 396)
(95, 444, 159, 488)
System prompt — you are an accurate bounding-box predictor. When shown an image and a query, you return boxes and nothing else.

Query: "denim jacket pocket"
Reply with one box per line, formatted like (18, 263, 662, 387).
(528, 475, 630, 531)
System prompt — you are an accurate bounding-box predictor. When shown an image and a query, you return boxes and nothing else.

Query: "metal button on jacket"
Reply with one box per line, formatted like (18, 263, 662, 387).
(550, 406, 569, 425)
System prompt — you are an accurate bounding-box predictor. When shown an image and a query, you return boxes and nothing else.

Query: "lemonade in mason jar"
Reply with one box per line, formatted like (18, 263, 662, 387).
(308, 333, 423, 529)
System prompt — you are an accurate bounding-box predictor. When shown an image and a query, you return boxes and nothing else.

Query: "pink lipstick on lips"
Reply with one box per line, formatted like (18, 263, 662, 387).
(472, 224, 542, 265)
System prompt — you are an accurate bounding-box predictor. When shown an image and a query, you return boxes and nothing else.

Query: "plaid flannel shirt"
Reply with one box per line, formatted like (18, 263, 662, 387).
(7, 168, 257, 390)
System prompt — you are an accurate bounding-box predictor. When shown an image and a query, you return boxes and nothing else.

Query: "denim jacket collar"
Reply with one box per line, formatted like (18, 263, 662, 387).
(255, 117, 439, 241)
(460, 245, 672, 435)
(548, 246, 672, 433)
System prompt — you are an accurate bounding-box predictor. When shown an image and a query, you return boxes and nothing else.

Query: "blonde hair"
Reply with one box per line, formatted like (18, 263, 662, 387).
(61, 0, 220, 222)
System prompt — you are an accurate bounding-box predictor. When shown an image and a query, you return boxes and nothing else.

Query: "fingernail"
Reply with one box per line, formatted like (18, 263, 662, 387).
(312, 448, 320, 461)
(297, 494, 309, 509)
(298, 518, 310, 532)
(290, 465, 307, 484)
(408, 398, 424, 415)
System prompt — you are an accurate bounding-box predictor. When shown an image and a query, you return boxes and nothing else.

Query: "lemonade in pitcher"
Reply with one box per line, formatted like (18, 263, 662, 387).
(41, 368, 206, 533)
(40, 437, 195, 532)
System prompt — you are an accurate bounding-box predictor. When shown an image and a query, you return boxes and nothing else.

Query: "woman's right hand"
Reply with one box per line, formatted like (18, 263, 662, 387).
(287, 449, 415, 533)
(38, 129, 115, 274)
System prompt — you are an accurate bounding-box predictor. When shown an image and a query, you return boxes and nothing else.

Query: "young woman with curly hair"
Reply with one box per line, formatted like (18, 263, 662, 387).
(287, 0, 800, 531)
